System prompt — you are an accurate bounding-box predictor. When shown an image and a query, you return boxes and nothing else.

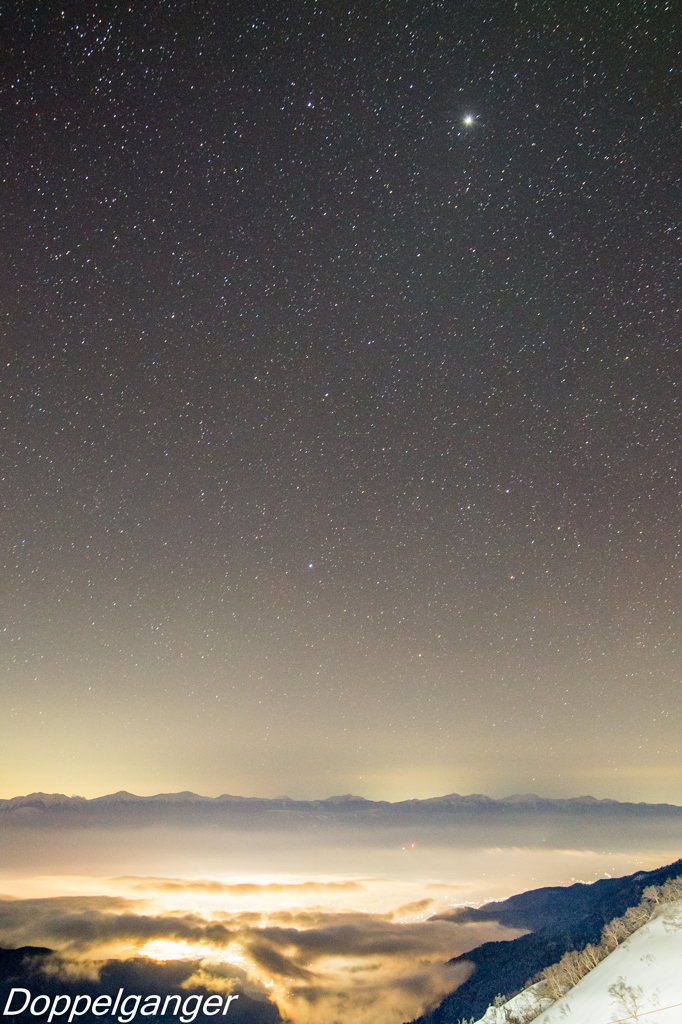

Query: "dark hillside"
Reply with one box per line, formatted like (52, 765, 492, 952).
(0, 948, 280, 1024)
(411, 857, 682, 1024)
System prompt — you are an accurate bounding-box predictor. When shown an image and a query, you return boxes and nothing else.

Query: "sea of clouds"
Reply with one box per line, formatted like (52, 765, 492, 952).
(0, 877, 522, 1024)
(1, 805, 680, 1023)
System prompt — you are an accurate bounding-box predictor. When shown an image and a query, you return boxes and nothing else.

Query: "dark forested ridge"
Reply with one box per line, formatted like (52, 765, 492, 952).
(410, 858, 682, 1024)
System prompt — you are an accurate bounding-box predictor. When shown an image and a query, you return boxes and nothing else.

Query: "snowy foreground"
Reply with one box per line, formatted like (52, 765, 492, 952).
(473, 900, 682, 1024)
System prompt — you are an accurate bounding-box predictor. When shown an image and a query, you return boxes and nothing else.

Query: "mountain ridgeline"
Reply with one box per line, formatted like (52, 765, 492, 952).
(3, 790, 682, 819)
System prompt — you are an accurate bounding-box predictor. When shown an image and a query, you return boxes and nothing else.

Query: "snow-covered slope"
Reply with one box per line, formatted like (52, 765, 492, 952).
(468, 983, 553, 1023)
(473, 900, 682, 1024)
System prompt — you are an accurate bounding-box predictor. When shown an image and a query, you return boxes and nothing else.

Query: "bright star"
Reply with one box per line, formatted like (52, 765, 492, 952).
(463, 115, 475, 125)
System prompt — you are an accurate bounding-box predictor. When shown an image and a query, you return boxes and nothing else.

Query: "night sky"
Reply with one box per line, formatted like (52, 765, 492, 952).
(2, 0, 680, 802)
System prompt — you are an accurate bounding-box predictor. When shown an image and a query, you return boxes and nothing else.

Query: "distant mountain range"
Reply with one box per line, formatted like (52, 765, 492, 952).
(2, 790, 682, 813)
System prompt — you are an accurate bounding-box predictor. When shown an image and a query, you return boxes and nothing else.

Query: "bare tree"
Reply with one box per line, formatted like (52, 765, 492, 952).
(608, 977, 658, 1022)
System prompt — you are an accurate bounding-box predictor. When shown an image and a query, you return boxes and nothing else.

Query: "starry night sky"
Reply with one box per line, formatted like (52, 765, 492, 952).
(1, 0, 680, 801)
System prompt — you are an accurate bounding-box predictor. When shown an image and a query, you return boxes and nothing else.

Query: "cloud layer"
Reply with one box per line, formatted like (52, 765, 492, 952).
(0, 879, 524, 1024)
